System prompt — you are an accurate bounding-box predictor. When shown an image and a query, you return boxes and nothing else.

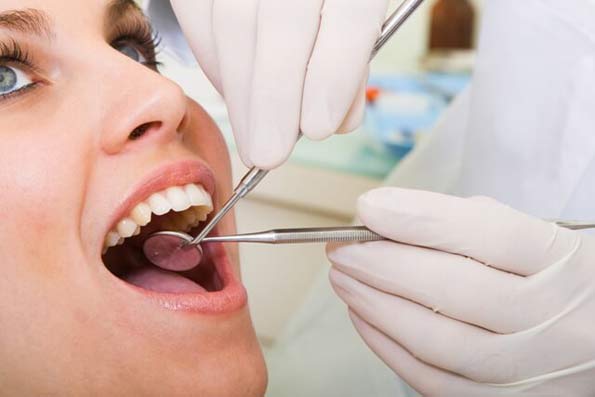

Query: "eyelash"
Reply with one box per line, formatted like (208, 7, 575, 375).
(111, 20, 163, 69)
(0, 39, 35, 68)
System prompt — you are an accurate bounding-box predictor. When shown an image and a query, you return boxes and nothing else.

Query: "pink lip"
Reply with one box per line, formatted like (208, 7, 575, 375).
(103, 159, 247, 315)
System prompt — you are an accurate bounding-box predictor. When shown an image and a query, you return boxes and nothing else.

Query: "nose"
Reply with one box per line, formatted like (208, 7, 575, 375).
(98, 52, 188, 155)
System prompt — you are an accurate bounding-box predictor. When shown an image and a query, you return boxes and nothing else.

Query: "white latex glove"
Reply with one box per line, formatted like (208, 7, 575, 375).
(327, 187, 595, 396)
(169, 0, 389, 169)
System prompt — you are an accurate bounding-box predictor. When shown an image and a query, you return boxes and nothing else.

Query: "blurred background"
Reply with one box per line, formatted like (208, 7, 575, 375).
(145, 0, 483, 393)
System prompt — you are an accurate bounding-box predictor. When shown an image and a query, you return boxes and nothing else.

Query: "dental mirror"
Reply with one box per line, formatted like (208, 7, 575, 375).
(143, 231, 203, 272)
(144, 226, 386, 270)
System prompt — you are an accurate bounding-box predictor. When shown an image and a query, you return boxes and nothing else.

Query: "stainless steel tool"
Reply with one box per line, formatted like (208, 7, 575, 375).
(142, 0, 426, 270)
(142, 220, 595, 271)
(553, 220, 595, 230)
(143, 226, 384, 271)
(159, 226, 384, 245)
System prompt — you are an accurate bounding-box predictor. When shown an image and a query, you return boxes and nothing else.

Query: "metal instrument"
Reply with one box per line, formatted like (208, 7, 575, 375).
(554, 220, 595, 230)
(142, 0, 426, 270)
(142, 220, 595, 271)
(177, 226, 383, 245)
(143, 226, 383, 270)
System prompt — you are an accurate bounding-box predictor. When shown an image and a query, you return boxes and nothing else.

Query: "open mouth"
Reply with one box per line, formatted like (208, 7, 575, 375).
(101, 183, 224, 294)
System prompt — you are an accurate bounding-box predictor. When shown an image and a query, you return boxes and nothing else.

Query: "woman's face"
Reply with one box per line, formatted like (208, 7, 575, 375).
(0, 0, 265, 395)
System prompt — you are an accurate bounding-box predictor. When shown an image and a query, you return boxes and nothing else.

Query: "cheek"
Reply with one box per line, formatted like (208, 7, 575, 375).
(0, 124, 91, 264)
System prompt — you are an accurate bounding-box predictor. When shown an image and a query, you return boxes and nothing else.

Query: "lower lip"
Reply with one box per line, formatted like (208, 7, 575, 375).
(110, 242, 247, 315)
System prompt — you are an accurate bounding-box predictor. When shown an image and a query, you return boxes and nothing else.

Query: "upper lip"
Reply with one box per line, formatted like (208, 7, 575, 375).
(104, 159, 216, 243)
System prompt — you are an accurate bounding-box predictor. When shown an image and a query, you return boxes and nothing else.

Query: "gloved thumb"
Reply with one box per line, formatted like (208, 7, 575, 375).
(357, 187, 579, 276)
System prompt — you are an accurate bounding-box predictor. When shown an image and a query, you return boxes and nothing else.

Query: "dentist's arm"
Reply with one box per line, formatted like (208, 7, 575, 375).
(170, 0, 389, 169)
(328, 188, 595, 396)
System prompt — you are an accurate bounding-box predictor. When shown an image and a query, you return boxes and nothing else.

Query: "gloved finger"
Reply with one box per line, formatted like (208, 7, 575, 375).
(336, 72, 368, 134)
(170, 0, 222, 93)
(212, 0, 259, 166)
(247, 0, 324, 169)
(327, 240, 533, 334)
(348, 311, 521, 397)
(330, 268, 528, 385)
(332, 243, 595, 385)
(353, 304, 595, 397)
(358, 187, 579, 276)
(300, 0, 388, 140)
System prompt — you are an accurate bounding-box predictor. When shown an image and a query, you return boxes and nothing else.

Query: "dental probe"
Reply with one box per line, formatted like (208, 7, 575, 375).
(187, 0, 426, 247)
(142, 0, 425, 270)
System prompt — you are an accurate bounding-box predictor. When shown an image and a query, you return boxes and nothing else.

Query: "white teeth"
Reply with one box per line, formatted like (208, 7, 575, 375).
(117, 218, 137, 238)
(105, 231, 120, 248)
(103, 183, 214, 253)
(148, 192, 171, 216)
(130, 202, 152, 226)
(165, 186, 191, 212)
(185, 183, 212, 209)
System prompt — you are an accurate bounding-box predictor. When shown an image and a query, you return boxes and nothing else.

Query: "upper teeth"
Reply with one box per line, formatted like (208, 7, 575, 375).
(103, 183, 213, 252)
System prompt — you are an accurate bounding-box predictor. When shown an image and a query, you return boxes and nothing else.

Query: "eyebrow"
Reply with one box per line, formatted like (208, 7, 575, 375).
(0, 8, 53, 38)
(0, 2, 144, 41)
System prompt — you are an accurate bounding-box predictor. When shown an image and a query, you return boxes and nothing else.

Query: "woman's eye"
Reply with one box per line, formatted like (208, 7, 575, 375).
(0, 65, 33, 96)
(115, 42, 147, 64)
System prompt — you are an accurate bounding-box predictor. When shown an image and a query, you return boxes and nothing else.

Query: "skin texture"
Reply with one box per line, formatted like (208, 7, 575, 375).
(0, 0, 266, 395)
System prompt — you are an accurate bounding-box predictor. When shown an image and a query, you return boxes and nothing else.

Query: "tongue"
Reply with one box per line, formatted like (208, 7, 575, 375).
(124, 267, 207, 294)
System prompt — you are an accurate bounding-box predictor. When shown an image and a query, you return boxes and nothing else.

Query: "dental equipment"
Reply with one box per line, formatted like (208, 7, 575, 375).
(144, 220, 595, 271)
(143, 226, 384, 271)
(142, 0, 425, 270)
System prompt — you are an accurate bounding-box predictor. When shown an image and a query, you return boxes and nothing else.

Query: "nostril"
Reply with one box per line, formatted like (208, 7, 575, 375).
(129, 122, 160, 141)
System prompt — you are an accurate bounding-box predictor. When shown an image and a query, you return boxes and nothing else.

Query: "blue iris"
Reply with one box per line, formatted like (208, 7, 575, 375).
(116, 43, 142, 63)
(0, 66, 17, 93)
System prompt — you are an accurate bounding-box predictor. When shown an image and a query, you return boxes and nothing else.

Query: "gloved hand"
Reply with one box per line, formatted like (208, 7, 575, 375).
(170, 0, 389, 169)
(327, 187, 595, 396)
